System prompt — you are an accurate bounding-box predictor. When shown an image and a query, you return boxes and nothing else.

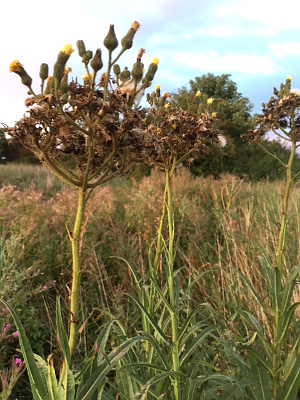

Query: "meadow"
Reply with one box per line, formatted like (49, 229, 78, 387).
(0, 163, 299, 399)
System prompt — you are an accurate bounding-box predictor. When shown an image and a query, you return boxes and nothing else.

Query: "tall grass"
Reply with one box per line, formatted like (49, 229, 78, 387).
(0, 164, 299, 397)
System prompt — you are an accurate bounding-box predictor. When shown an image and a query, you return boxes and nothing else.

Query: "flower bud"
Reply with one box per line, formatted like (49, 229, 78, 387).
(44, 76, 54, 95)
(113, 64, 121, 77)
(39, 63, 49, 81)
(91, 49, 103, 72)
(121, 21, 141, 50)
(60, 74, 69, 93)
(145, 111, 154, 126)
(120, 67, 130, 82)
(131, 59, 143, 83)
(104, 24, 118, 51)
(82, 50, 93, 64)
(144, 58, 159, 83)
(76, 40, 87, 57)
(155, 84, 160, 98)
(53, 62, 65, 82)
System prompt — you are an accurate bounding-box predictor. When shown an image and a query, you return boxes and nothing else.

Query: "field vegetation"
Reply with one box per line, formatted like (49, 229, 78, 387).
(0, 164, 299, 398)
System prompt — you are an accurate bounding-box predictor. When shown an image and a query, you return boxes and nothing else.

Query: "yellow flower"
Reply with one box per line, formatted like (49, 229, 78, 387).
(171, 124, 176, 129)
(155, 84, 160, 90)
(152, 57, 159, 65)
(211, 112, 217, 118)
(163, 92, 171, 98)
(81, 73, 89, 80)
(286, 75, 292, 81)
(61, 44, 74, 56)
(207, 97, 214, 105)
(9, 60, 24, 74)
(164, 103, 170, 109)
(195, 90, 201, 97)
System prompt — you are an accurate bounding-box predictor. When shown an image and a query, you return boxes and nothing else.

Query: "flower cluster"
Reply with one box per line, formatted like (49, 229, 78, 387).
(6, 22, 159, 188)
(142, 89, 220, 169)
(246, 76, 300, 144)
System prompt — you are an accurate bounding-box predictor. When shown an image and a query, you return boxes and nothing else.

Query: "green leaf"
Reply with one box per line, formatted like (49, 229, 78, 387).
(56, 297, 71, 366)
(177, 305, 205, 344)
(0, 299, 50, 400)
(248, 350, 272, 400)
(276, 302, 300, 346)
(239, 311, 272, 359)
(281, 265, 300, 314)
(247, 347, 273, 377)
(282, 350, 300, 400)
(47, 357, 59, 400)
(180, 325, 219, 366)
(233, 268, 271, 318)
(75, 336, 147, 400)
(148, 274, 173, 314)
(126, 294, 170, 346)
(133, 371, 177, 400)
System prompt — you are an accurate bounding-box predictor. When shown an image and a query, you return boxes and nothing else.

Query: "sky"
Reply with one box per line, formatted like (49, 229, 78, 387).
(1, 0, 300, 127)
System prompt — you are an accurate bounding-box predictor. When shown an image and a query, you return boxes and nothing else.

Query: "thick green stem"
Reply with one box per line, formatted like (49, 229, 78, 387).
(165, 166, 180, 400)
(68, 187, 86, 358)
(276, 141, 296, 271)
(272, 140, 296, 399)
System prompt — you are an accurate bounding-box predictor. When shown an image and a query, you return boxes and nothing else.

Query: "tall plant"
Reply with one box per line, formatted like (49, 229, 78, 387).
(114, 90, 230, 399)
(1, 21, 159, 398)
(240, 76, 300, 399)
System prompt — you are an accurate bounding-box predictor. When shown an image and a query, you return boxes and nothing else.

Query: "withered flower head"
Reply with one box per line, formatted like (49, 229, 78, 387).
(131, 21, 141, 31)
(121, 21, 141, 50)
(137, 48, 146, 60)
(246, 78, 300, 144)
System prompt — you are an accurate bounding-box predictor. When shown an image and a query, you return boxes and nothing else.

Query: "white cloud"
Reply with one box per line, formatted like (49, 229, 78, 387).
(173, 52, 275, 75)
(269, 42, 300, 57)
(196, 25, 238, 38)
(214, 0, 300, 31)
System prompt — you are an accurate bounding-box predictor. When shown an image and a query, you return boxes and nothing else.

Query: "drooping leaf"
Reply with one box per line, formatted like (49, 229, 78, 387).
(0, 299, 50, 400)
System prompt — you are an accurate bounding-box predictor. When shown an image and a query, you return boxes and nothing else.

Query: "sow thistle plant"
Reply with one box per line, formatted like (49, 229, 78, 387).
(114, 89, 232, 400)
(2, 21, 160, 399)
(241, 76, 300, 399)
(1, 22, 223, 400)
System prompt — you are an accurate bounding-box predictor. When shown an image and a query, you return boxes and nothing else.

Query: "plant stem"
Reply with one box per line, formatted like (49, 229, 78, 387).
(68, 186, 86, 358)
(272, 139, 296, 398)
(165, 165, 181, 400)
(276, 140, 296, 271)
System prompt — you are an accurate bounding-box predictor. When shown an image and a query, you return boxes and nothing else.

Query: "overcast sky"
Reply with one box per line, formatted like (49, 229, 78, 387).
(1, 0, 300, 126)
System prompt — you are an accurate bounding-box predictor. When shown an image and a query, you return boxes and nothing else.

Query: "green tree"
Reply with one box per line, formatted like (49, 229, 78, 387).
(174, 73, 253, 144)
(173, 73, 254, 177)
(173, 73, 300, 180)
